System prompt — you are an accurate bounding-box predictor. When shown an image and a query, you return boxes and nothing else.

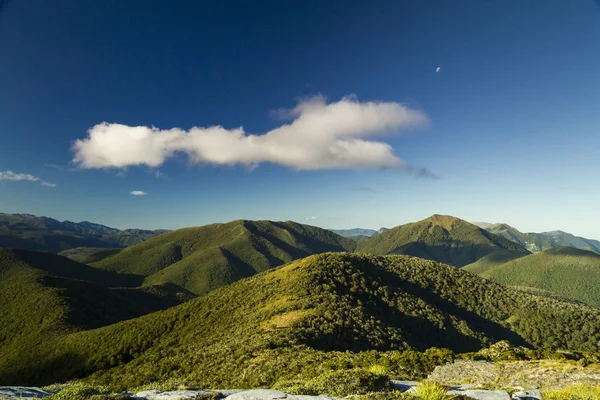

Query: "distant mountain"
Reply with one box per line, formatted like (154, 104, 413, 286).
(92, 220, 356, 295)
(357, 214, 530, 267)
(475, 222, 600, 254)
(377, 227, 389, 234)
(329, 228, 378, 237)
(0, 248, 194, 384)
(4, 252, 600, 387)
(0, 213, 168, 253)
(466, 247, 600, 308)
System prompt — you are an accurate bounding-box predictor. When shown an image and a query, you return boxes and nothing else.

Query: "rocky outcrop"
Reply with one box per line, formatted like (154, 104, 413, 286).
(0, 387, 52, 399)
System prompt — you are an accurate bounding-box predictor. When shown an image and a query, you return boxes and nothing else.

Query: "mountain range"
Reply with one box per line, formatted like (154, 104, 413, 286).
(91, 219, 356, 295)
(2, 251, 600, 388)
(474, 222, 600, 254)
(0, 213, 168, 253)
(2, 211, 600, 389)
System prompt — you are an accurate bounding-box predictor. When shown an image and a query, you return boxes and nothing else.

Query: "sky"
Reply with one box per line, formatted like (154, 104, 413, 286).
(0, 0, 599, 239)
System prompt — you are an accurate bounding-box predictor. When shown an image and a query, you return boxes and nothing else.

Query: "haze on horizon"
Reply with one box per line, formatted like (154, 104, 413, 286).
(1, 0, 599, 240)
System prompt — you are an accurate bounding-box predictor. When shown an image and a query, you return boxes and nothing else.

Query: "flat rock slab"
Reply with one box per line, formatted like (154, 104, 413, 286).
(390, 380, 418, 392)
(0, 387, 53, 399)
(448, 390, 511, 400)
(135, 389, 217, 399)
(512, 390, 542, 400)
(224, 390, 341, 400)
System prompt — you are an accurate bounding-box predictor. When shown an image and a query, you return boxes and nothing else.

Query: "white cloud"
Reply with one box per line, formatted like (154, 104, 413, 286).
(71, 96, 428, 171)
(305, 215, 320, 220)
(436, 67, 441, 72)
(0, 170, 56, 187)
(130, 190, 147, 196)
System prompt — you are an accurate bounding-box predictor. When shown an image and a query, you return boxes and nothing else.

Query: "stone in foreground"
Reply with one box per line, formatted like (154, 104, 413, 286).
(0, 387, 53, 399)
(512, 390, 542, 400)
(134, 389, 218, 399)
(225, 390, 341, 400)
(448, 389, 511, 400)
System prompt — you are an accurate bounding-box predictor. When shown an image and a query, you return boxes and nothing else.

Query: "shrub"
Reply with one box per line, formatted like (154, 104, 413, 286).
(271, 380, 318, 395)
(307, 369, 389, 397)
(413, 381, 452, 400)
(46, 384, 117, 400)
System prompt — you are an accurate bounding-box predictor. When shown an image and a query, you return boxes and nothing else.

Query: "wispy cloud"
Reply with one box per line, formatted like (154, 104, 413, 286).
(44, 163, 77, 172)
(407, 166, 440, 180)
(0, 170, 56, 187)
(305, 215, 320, 221)
(130, 190, 147, 196)
(353, 186, 377, 193)
(71, 95, 428, 171)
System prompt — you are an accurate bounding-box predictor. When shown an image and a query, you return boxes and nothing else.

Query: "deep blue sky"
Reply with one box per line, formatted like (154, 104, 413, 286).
(1, 0, 599, 238)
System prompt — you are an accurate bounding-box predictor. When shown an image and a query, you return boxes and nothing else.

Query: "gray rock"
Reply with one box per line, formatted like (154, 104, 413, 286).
(0, 387, 53, 399)
(216, 390, 244, 396)
(389, 380, 418, 392)
(134, 389, 215, 399)
(223, 390, 341, 400)
(447, 389, 511, 400)
(224, 390, 289, 400)
(512, 390, 542, 400)
(447, 384, 476, 391)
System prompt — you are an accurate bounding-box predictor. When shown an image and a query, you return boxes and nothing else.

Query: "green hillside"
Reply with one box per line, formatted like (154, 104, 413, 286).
(474, 247, 600, 308)
(58, 247, 122, 264)
(3, 253, 600, 388)
(92, 220, 356, 295)
(462, 251, 527, 274)
(478, 222, 600, 254)
(0, 213, 167, 253)
(357, 215, 529, 267)
(0, 248, 194, 377)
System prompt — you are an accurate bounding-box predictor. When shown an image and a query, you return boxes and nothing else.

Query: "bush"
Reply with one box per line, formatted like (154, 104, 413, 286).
(307, 369, 389, 397)
(271, 380, 318, 395)
(413, 381, 453, 400)
(46, 384, 118, 400)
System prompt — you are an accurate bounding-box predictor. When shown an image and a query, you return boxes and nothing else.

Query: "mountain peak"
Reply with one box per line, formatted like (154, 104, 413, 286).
(425, 214, 463, 230)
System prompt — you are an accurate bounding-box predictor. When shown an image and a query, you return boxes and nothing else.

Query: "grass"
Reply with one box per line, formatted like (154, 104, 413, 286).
(476, 247, 600, 308)
(544, 384, 600, 400)
(413, 381, 453, 400)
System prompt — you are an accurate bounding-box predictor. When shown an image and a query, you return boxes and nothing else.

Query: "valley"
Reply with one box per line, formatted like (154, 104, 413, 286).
(1, 212, 600, 399)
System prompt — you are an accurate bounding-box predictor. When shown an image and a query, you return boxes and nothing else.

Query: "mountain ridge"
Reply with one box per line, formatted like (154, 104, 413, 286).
(356, 215, 530, 267)
(474, 222, 600, 254)
(0, 213, 169, 253)
(3, 252, 600, 387)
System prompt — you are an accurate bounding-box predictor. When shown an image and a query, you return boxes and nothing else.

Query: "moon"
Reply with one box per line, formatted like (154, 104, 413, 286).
(436, 66, 441, 72)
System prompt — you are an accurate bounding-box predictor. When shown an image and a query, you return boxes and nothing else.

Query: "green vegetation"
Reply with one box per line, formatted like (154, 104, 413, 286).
(472, 247, 600, 308)
(273, 369, 389, 397)
(480, 223, 600, 254)
(0, 248, 194, 385)
(357, 215, 530, 267)
(462, 251, 526, 274)
(544, 384, 600, 400)
(413, 381, 453, 400)
(58, 247, 121, 264)
(92, 219, 356, 295)
(0, 212, 167, 253)
(4, 252, 600, 389)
